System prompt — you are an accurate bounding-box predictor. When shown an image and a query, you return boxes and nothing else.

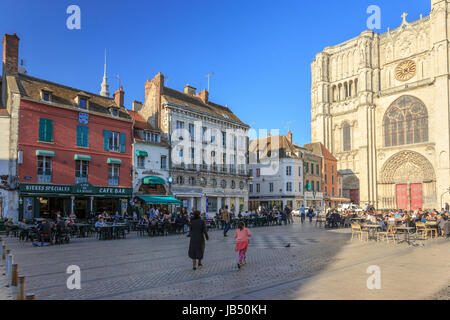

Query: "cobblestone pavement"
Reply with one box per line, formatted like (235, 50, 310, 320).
(2, 221, 449, 300)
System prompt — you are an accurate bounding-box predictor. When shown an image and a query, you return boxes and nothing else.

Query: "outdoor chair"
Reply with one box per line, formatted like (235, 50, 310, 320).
(377, 225, 396, 243)
(351, 224, 368, 242)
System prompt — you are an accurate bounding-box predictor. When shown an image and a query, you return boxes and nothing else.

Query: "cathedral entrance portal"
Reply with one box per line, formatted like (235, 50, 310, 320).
(380, 151, 435, 210)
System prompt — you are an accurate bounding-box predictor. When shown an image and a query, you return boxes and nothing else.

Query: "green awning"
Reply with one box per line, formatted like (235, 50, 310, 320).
(36, 150, 55, 157)
(142, 176, 166, 185)
(136, 150, 148, 157)
(74, 154, 92, 161)
(107, 158, 122, 165)
(136, 195, 182, 205)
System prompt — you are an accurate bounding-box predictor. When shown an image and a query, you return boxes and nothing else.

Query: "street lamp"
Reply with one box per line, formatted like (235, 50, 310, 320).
(440, 187, 450, 210)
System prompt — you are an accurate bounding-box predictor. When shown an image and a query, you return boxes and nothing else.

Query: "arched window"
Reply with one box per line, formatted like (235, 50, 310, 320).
(176, 176, 184, 185)
(343, 123, 351, 152)
(383, 96, 428, 147)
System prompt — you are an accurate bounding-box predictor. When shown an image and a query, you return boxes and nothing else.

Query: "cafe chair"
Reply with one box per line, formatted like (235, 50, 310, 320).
(377, 225, 396, 244)
(351, 224, 368, 242)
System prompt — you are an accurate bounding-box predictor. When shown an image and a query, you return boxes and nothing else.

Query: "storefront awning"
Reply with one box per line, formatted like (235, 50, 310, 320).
(137, 195, 182, 205)
(142, 176, 165, 185)
(75, 154, 92, 161)
(107, 158, 122, 165)
(136, 150, 148, 157)
(36, 150, 55, 157)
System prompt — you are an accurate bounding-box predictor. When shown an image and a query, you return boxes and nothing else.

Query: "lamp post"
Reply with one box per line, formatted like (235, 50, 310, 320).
(440, 187, 450, 211)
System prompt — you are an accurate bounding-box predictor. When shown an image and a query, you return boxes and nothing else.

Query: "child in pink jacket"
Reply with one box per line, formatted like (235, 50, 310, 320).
(235, 221, 252, 268)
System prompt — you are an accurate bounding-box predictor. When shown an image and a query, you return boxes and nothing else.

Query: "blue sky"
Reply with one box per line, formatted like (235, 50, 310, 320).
(1, 0, 429, 145)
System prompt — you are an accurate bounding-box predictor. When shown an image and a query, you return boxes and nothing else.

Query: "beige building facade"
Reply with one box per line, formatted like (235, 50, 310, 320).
(311, 0, 450, 210)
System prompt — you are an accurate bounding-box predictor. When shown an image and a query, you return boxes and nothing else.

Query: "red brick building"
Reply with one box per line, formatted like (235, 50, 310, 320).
(3, 34, 134, 220)
(304, 142, 350, 209)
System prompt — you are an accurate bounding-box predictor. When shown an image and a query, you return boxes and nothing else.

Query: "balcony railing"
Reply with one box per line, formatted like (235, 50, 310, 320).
(187, 163, 197, 171)
(108, 176, 119, 186)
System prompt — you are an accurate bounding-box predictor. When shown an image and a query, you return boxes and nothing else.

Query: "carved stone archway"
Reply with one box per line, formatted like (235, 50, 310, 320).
(379, 151, 436, 210)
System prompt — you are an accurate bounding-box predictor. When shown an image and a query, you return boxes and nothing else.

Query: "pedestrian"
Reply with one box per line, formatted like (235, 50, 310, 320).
(235, 221, 252, 269)
(188, 211, 209, 270)
(223, 205, 231, 237)
(308, 207, 314, 222)
(300, 205, 306, 223)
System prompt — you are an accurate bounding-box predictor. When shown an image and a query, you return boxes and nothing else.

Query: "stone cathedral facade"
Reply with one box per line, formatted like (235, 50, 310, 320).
(311, 0, 450, 210)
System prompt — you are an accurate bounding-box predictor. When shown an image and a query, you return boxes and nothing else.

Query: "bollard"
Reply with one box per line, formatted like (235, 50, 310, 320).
(1, 245, 5, 260)
(17, 276, 25, 300)
(11, 264, 18, 286)
(0, 242, 3, 259)
(25, 294, 35, 300)
(6, 254, 13, 286)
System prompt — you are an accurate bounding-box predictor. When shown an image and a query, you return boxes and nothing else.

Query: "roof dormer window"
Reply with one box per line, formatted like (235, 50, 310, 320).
(109, 107, 119, 117)
(79, 98, 87, 109)
(40, 88, 53, 102)
(75, 93, 90, 110)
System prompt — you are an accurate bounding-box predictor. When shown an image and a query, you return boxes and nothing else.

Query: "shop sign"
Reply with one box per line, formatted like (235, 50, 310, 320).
(20, 183, 133, 196)
(73, 183, 95, 194)
(20, 184, 72, 194)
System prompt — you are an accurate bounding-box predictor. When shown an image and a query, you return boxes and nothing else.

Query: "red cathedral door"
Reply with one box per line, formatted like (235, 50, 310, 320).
(349, 189, 359, 205)
(396, 184, 408, 211)
(410, 184, 423, 210)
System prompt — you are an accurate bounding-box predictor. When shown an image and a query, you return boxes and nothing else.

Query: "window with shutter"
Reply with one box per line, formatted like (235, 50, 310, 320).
(77, 126, 89, 148)
(39, 118, 53, 143)
(103, 130, 111, 151)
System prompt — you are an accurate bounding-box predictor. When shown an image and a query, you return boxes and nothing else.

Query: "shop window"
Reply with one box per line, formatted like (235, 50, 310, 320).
(37, 156, 52, 183)
(108, 164, 119, 186)
(75, 160, 89, 184)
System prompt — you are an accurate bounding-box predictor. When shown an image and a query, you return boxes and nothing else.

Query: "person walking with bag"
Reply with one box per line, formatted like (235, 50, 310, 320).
(223, 205, 231, 237)
(188, 211, 209, 270)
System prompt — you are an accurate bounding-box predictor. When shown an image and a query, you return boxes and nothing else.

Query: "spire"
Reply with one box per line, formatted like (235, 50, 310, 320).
(100, 49, 110, 97)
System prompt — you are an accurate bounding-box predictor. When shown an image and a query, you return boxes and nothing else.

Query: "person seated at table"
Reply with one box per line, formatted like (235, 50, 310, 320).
(237, 212, 243, 219)
(113, 211, 121, 222)
(95, 217, 106, 228)
(17, 218, 28, 229)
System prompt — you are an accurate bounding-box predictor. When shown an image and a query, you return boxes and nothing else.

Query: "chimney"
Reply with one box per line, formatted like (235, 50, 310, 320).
(197, 89, 209, 104)
(114, 86, 125, 107)
(2, 33, 20, 75)
(132, 100, 143, 112)
(287, 131, 293, 144)
(184, 85, 196, 96)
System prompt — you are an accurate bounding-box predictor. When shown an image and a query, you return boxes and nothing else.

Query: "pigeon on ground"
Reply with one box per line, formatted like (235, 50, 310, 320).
(285, 243, 291, 248)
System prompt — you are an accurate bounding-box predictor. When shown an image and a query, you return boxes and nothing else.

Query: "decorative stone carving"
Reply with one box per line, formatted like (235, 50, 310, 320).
(395, 60, 417, 81)
(380, 150, 435, 184)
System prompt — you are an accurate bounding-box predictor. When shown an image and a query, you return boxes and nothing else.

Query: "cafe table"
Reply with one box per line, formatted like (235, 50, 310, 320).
(74, 223, 91, 238)
(395, 226, 415, 245)
(362, 224, 382, 240)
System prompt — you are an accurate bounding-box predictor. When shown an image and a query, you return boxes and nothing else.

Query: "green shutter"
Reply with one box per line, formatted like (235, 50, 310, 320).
(77, 126, 82, 147)
(103, 130, 110, 150)
(39, 119, 45, 142)
(120, 133, 126, 153)
(39, 119, 53, 142)
(47, 119, 53, 142)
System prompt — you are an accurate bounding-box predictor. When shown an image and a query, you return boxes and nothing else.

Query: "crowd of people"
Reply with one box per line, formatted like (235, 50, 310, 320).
(324, 207, 450, 238)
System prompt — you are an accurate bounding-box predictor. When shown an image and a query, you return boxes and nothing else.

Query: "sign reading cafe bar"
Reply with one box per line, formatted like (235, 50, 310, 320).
(20, 183, 133, 196)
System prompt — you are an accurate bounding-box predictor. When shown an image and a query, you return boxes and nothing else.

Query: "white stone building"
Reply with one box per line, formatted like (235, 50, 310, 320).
(248, 133, 305, 211)
(140, 73, 250, 215)
(311, 0, 450, 210)
(129, 107, 170, 199)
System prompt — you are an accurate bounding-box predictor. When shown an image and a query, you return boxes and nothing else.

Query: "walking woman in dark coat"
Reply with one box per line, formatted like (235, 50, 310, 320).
(188, 211, 209, 270)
